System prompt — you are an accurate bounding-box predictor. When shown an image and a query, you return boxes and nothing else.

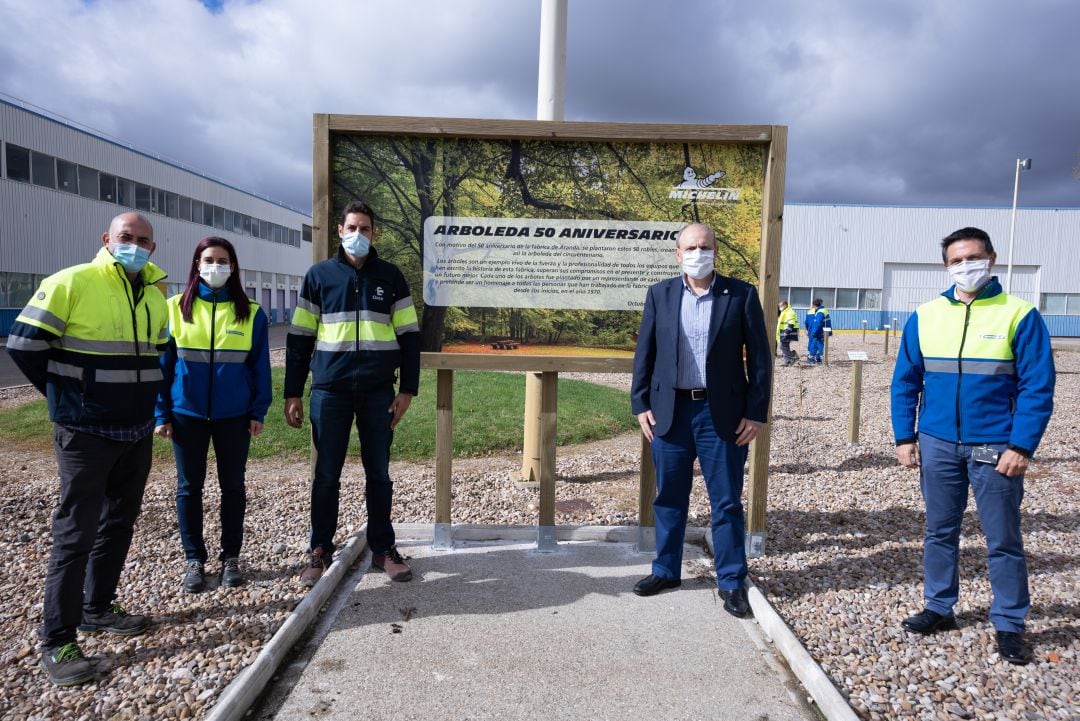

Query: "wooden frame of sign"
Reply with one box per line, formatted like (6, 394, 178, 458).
(312, 114, 786, 554)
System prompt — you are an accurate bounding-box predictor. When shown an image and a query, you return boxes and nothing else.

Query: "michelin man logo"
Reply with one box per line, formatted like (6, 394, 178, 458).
(669, 166, 741, 203)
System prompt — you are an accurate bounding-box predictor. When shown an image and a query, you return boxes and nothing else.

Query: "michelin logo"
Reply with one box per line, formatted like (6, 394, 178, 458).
(669, 166, 740, 203)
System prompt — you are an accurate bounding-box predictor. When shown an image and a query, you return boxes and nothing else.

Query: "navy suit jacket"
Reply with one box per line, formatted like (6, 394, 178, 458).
(631, 274, 772, 442)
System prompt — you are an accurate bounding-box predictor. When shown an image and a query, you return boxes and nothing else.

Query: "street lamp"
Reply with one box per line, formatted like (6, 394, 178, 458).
(1006, 157, 1032, 294)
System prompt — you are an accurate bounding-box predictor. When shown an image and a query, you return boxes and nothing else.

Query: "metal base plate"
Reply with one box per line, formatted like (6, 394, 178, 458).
(746, 531, 766, 559)
(536, 525, 558, 552)
(432, 523, 453, 550)
(635, 525, 656, 554)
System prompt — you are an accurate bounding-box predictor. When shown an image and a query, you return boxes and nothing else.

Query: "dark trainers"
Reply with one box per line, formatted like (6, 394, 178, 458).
(78, 604, 150, 636)
(41, 642, 97, 686)
(300, 547, 330, 587)
(221, 557, 243, 588)
(371, 546, 413, 582)
(901, 608, 958, 635)
(183, 560, 205, 593)
(997, 630, 1033, 665)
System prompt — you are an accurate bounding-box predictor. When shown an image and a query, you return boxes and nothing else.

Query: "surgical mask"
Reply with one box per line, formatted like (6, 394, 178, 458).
(948, 258, 991, 294)
(681, 249, 715, 279)
(340, 232, 370, 258)
(199, 264, 232, 289)
(110, 243, 150, 273)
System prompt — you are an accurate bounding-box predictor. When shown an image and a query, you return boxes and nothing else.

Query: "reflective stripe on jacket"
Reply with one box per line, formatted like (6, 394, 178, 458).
(284, 245, 420, 397)
(6, 246, 168, 425)
(776, 305, 799, 342)
(156, 285, 272, 423)
(890, 277, 1055, 454)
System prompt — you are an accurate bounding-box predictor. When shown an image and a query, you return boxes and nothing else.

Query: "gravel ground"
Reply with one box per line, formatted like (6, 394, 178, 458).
(0, 334, 1076, 720)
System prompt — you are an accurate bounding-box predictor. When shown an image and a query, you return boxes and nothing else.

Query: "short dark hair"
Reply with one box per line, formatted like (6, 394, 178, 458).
(941, 227, 993, 263)
(812, 298, 822, 306)
(340, 200, 377, 227)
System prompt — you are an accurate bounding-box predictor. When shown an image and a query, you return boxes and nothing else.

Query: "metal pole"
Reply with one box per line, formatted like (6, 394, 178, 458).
(537, 0, 567, 122)
(861, 319, 867, 343)
(1007, 159, 1021, 294)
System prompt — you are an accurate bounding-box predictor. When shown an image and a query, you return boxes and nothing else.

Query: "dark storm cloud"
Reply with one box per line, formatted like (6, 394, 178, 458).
(1, 0, 1076, 212)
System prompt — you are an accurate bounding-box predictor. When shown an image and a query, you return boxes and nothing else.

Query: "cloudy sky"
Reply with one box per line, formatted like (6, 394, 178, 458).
(1, 0, 1077, 214)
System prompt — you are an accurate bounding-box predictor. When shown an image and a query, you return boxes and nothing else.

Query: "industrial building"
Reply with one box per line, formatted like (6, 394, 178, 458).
(779, 202, 1080, 336)
(0, 97, 312, 334)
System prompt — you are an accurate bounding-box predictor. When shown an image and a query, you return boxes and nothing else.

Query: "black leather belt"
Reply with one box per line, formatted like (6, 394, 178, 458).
(675, 388, 707, 400)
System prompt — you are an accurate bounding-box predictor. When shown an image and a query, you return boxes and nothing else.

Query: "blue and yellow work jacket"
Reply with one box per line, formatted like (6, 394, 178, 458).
(6, 246, 168, 426)
(155, 285, 272, 424)
(891, 278, 1055, 456)
(284, 246, 420, 397)
(805, 306, 830, 338)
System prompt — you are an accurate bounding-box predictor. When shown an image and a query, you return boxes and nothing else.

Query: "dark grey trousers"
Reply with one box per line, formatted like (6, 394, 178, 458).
(40, 427, 151, 647)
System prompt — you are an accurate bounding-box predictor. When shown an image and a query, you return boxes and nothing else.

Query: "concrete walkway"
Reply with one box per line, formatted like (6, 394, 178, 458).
(261, 536, 818, 721)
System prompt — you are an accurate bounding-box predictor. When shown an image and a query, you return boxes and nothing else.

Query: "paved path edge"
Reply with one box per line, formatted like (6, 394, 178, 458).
(203, 529, 369, 721)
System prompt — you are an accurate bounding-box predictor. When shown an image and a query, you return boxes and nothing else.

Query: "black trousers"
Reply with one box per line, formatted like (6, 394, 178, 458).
(41, 427, 151, 647)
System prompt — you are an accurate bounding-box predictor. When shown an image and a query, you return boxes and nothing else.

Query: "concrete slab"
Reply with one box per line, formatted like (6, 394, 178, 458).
(271, 538, 817, 721)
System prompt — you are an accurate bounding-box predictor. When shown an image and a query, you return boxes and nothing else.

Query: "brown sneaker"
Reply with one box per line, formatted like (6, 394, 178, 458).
(300, 548, 330, 587)
(371, 546, 412, 582)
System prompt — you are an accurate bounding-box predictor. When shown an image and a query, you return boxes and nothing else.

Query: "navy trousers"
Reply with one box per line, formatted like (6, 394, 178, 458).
(308, 386, 396, 555)
(918, 432, 1029, 632)
(172, 414, 250, 563)
(651, 396, 749, 590)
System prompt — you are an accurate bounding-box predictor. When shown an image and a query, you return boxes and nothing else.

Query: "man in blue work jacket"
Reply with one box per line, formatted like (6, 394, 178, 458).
(891, 227, 1055, 665)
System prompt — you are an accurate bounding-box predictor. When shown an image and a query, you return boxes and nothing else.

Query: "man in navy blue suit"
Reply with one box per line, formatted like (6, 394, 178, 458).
(630, 223, 773, 617)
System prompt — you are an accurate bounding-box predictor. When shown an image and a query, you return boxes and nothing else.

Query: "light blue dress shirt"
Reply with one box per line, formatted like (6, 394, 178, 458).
(675, 275, 714, 390)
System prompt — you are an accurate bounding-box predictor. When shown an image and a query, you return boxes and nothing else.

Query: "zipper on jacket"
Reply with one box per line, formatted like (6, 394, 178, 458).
(954, 301, 973, 442)
(208, 296, 218, 419)
(116, 265, 142, 383)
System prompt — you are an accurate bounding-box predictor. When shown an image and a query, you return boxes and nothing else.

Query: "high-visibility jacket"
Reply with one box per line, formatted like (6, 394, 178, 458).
(776, 305, 799, 342)
(155, 284, 272, 424)
(6, 246, 168, 426)
(284, 246, 420, 397)
(891, 278, 1055, 455)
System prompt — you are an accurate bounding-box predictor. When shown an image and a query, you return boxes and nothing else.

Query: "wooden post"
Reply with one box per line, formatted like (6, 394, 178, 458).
(848, 360, 863, 443)
(519, 373, 542, 484)
(637, 433, 656, 552)
(823, 328, 831, 366)
(883, 325, 891, 356)
(433, 369, 454, 549)
(862, 319, 867, 343)
(311, 114, 331, 264)
(537, 371, 559, 551)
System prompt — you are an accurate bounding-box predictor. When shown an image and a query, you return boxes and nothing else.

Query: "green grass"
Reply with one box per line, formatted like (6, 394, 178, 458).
(0, 368, 636, 462)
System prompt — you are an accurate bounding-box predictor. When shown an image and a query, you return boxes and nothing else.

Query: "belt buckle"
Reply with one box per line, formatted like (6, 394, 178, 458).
(691, 388, 706, 400)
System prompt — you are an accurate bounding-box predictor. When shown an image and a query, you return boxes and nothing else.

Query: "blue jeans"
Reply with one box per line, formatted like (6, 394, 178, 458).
(651, 395, 749, 590)
(918, 432, 1029, 632)
(309, 386, 396, 555)
(172, 414, 250, 562)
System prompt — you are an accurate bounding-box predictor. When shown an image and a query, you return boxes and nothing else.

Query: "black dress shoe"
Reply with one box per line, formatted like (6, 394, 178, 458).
(901, 609, 959, 634)
(719, 587, 750, 618)
(633, 574, 681, 596)
(996, 631, 1033, 665)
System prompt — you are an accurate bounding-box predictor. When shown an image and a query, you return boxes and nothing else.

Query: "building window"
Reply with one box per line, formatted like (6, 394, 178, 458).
(812, 288, 836, 308)
(5, 143, 31, 182)
(213, 205, 224, 230)
(789, 287, 811, 308)
(78, 165, 98, 199)
(291, 229, 300, 247)
(31, 151, 56, 188)
(153, 188, 166, 214)
(232, 212, 243, 234)
(134, 183, 152, 211)
(859, 289, 882, 309)
(302, 224, 312, 243)
(117, 178, 134, 207)
(179, 195, 191, 221)
(4, 272, 36, 308)
(99, 173, 117, 202)
(203, 202, 215, 227)
(243, 215, 252, 236)
(165, 192, 179, 218)
(56, 159, 79, 194)
(836, 288, 859, 309)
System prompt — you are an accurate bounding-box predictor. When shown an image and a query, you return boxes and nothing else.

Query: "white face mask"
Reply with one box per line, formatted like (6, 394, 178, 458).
(680, 248, 715, 280)
(199, 264, 232, 289)
(948, 258, 991, 294)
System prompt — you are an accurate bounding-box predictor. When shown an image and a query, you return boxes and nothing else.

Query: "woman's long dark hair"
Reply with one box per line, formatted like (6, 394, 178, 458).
(178, 237, 252, 323)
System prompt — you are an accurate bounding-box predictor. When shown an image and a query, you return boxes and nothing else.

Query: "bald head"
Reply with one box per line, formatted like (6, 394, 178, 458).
(676, 223, 716, 251)
(102, 212, 154, 249)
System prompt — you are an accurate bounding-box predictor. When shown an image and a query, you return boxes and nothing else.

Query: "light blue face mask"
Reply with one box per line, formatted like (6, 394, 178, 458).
(110, 243, 151, 273)
(340, 232, 370, 258)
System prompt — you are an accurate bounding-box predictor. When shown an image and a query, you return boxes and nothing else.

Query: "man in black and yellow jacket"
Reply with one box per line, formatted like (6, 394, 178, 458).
(285, 200, 420, 587)
(7, 213, 167, 686)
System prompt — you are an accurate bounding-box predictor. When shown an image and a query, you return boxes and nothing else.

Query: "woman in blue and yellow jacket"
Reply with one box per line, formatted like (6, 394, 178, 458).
(154, 237, 271, 593)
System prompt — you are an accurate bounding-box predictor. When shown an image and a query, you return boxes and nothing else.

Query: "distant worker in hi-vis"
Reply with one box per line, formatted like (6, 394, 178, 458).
(776, 299, 799, 366)
(891, 227, 1055, 665)
(285, 200, 421, 587)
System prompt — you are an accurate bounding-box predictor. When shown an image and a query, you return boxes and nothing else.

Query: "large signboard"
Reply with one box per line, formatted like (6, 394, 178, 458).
(314, 116, 784, 353)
